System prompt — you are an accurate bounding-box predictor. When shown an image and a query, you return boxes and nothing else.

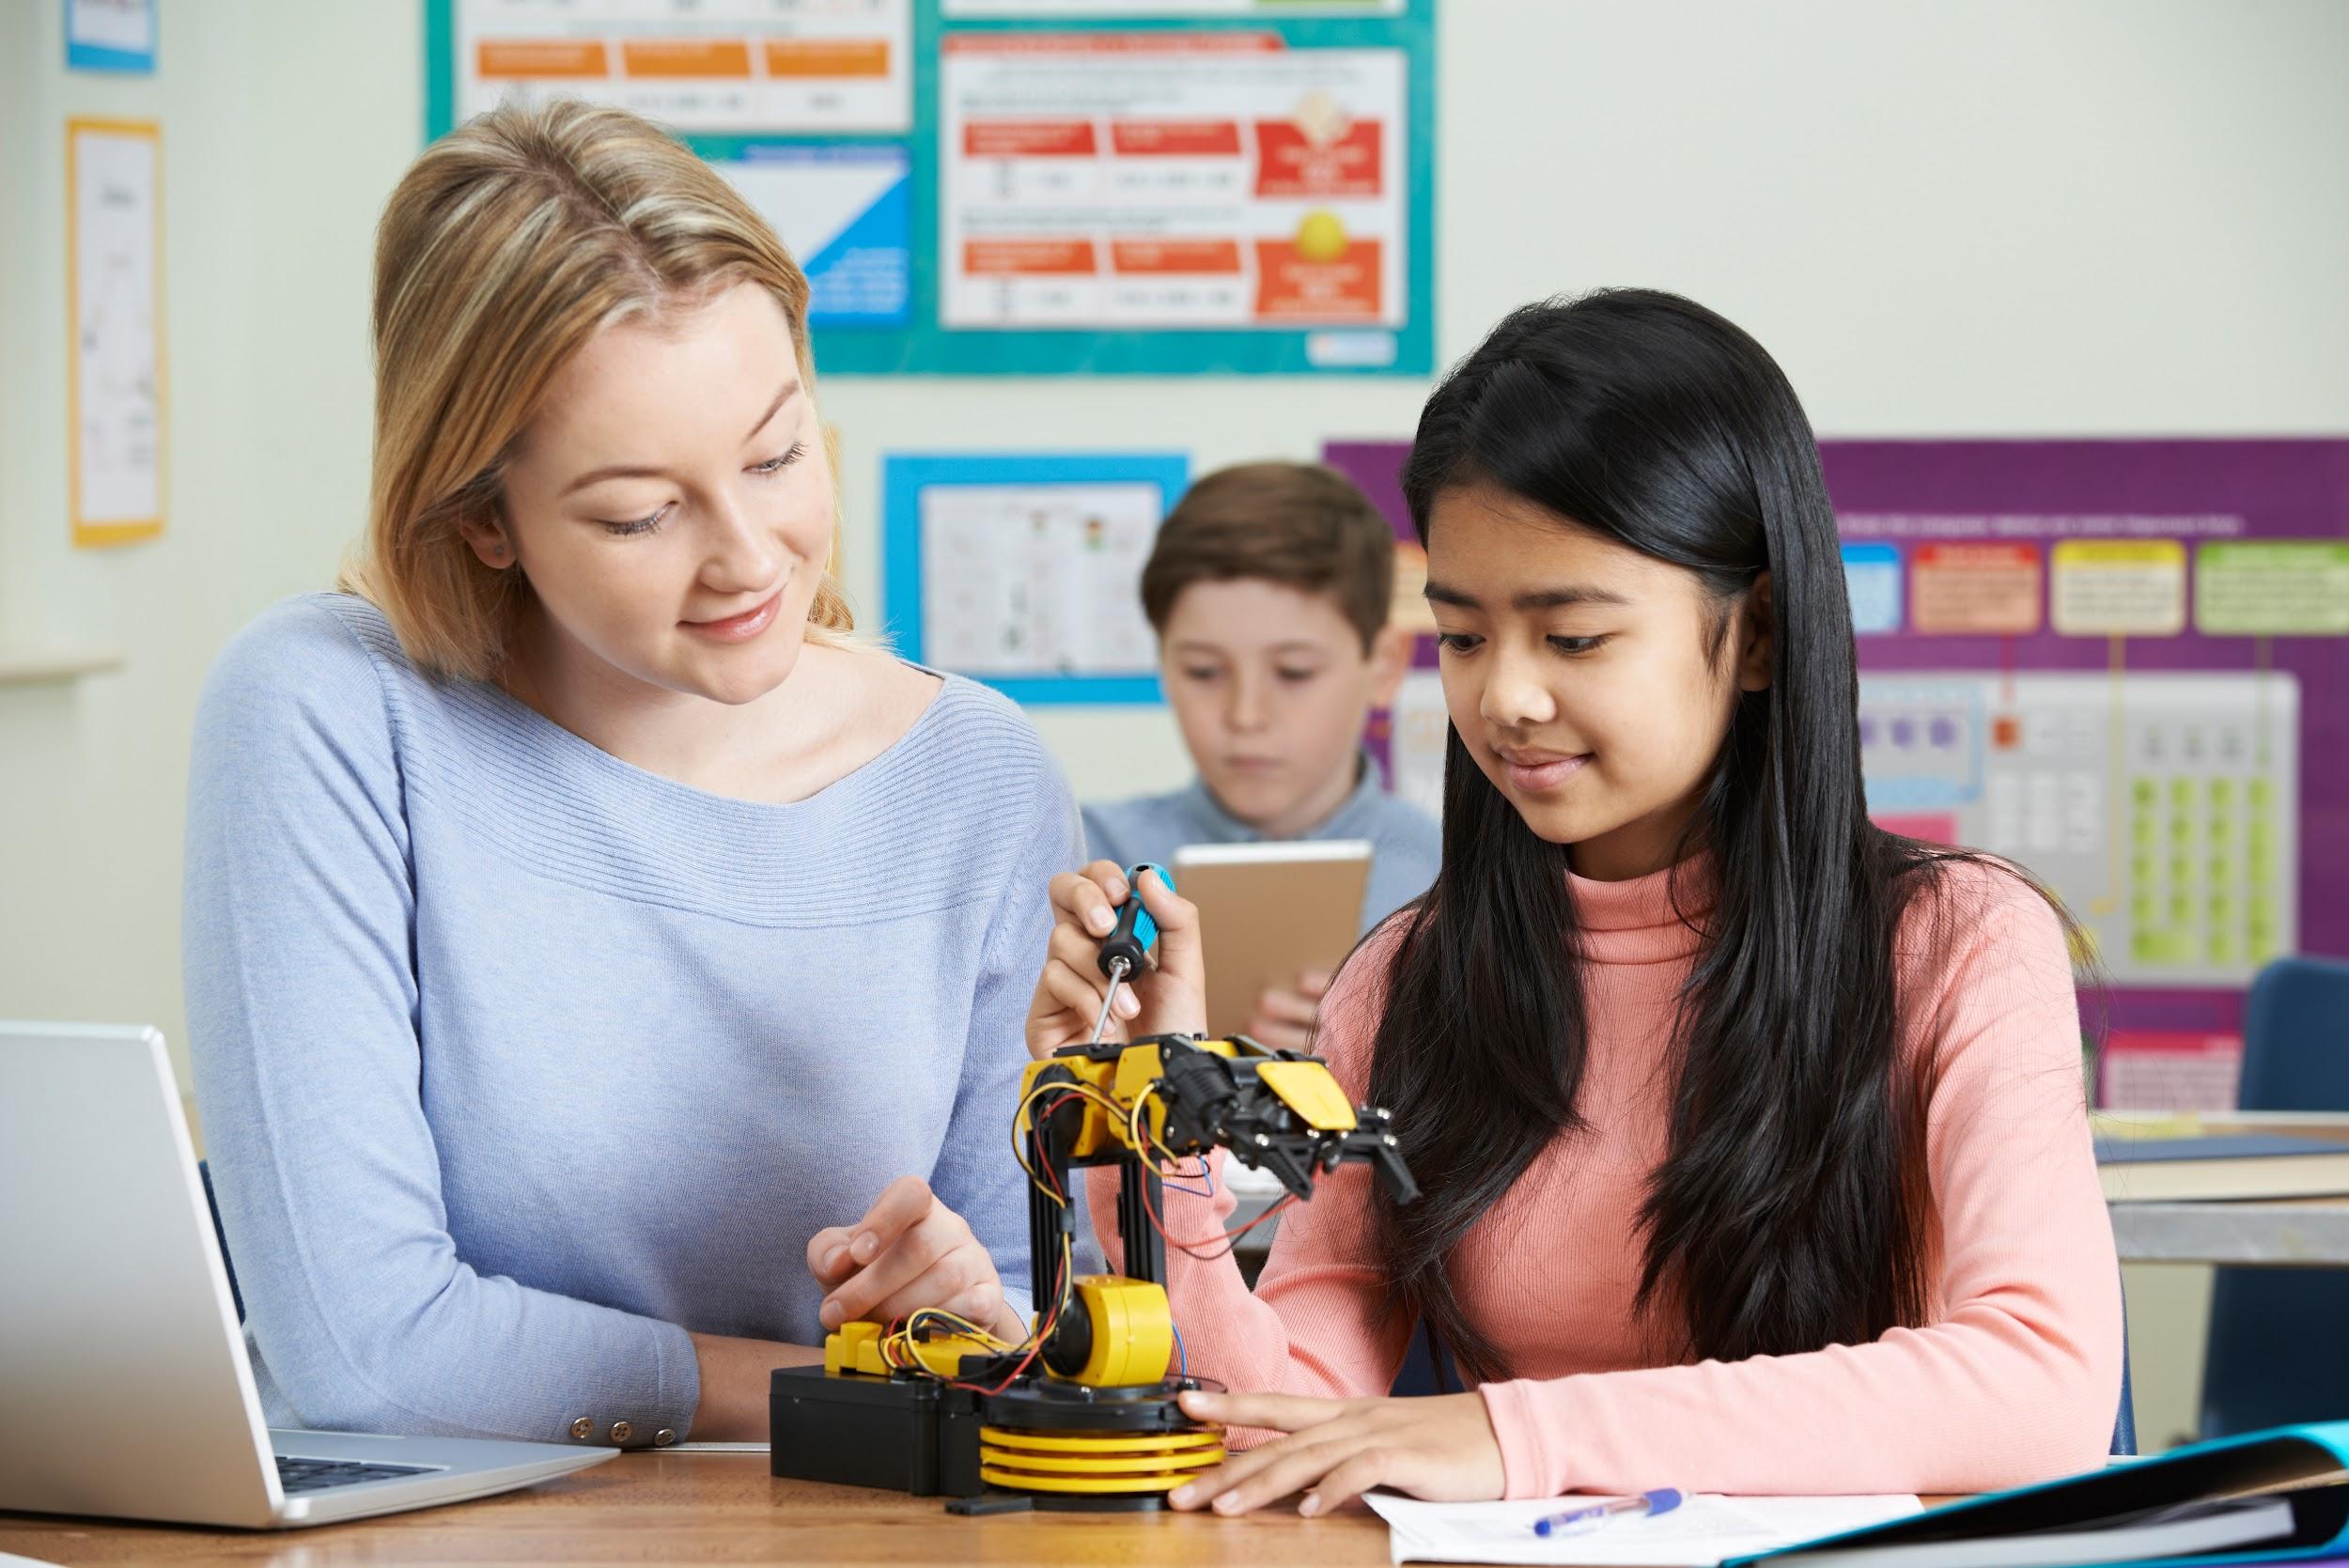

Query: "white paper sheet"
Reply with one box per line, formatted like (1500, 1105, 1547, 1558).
(1368, 1491, 1923, 1567)
(919, 481, 1160, 676)
(70, 120, 163, 537)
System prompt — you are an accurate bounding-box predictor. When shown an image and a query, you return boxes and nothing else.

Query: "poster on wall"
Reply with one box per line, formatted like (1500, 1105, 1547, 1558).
(707, 141, 912, 331)
(430, 0, 918, 344)
(441, 0, 912, 133)
(69, 118, 166, 549)
(935, 27, 1413, 366)
(66, 0, 157, 73)
(944, 3, 1406, 14)
(1327, 438, 2349, 1106)
(426, 0, 1433, 376)
(882, 453, 1188, 703)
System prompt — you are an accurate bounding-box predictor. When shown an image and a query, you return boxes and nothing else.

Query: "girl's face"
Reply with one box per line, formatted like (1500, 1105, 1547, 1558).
(477, 281, 833, 706)
(1423, 482, 1770, 881)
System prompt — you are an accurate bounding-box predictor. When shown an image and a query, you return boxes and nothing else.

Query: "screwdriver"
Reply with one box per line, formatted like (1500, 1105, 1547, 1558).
(1091, 862, 1175, 1043)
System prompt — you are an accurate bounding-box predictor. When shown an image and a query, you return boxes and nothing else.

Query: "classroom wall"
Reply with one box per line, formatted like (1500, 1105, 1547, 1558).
(4, 0, 2346, 1452)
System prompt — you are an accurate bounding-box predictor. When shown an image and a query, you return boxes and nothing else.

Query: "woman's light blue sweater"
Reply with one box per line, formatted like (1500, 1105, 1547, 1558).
(184, 594, 1079, 1448)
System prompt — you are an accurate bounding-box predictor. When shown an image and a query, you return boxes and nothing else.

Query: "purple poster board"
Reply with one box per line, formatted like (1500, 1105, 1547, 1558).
(1326, 438, 2349, 1044)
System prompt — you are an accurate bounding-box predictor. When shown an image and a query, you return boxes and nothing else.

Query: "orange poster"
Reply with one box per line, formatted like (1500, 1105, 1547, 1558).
(940, 31, 1408, 334)
(1909, 543, 2043, 635)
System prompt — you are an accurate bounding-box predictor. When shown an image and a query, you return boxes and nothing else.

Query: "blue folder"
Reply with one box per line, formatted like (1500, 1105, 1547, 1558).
(1726, 1421, 2349, 1568)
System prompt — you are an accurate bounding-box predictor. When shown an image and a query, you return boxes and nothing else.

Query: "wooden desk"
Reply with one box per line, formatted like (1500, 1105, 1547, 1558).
(0, 1452, 1394, 1566)
(2108, 1194, 2349, 1265)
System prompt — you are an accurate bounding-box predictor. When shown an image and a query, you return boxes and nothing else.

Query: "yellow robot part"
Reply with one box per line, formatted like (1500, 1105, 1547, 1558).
(979, 1466, 1202, 1495)
(1054, 1275, 1173, 1388)
(977, 1425, 1227, 1496)
(1017, 1059, 1123, 1160)
(978, 1430, 1221, 1455)
(823, 1319, 999, 1380)
(1254, 1060, 1359, 1132)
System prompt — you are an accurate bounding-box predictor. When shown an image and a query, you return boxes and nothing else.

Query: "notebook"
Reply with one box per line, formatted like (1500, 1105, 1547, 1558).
(2094, 1134, 2349, 1202)
(1367, 1493, 1922, 1566)
(1726, 1421, 2349, 1568)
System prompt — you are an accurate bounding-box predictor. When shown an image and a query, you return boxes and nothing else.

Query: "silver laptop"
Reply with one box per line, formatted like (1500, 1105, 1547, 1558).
(0, 1022, 615, 1528)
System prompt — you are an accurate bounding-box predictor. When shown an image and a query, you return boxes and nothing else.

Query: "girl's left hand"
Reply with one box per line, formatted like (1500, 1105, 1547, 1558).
(1166, 1389, 1506, 1516)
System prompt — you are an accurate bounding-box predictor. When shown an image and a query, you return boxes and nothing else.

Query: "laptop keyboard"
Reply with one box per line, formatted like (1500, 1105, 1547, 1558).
(273, 1454, 435, 1493)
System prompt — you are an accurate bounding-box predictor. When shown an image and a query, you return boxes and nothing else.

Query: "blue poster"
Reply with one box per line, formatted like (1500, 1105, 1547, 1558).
(65, 0, 157, 73)
(884, 452, 1190, 704)
(706, 142, 912, 331)
(1842, 542, 1905, 634)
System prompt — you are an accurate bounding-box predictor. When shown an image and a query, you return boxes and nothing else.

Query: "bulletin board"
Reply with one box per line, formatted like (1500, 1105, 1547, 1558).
(881, 451, 1189, 703)
(1326, 438, 2349, 1092)
(424, 0, 1435, 376)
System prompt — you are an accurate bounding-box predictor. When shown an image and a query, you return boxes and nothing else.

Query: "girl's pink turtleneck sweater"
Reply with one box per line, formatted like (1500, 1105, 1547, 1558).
(1091, 858, 2123, 1498)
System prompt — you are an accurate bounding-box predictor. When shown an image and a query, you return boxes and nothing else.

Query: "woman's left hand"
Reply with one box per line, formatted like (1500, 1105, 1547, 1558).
(1166, 1389, 1507, 1516)
(806, 1176, 1025, 1344)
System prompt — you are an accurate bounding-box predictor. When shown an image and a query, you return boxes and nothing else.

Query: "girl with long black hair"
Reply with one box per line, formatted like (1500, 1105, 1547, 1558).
(1020, 289, 2123, 1512)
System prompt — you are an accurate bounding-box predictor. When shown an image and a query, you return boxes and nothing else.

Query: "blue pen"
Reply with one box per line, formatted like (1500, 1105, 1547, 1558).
(1532, 1488, 1685, 1538)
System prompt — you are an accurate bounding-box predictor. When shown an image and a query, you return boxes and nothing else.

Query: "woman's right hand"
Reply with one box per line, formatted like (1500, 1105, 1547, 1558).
(1025, 861, 1207, 1060)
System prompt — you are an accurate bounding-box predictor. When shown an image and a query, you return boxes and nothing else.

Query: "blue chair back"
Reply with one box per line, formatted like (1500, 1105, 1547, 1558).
(2113, 1287, 2138, 1455)
(2200, 955, 2349, 1437)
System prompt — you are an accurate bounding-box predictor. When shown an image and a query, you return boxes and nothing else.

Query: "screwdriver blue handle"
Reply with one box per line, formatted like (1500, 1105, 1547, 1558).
(1097, 863, 1174, 980)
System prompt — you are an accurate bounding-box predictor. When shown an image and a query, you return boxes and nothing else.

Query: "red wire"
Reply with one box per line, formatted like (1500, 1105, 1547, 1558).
(947, 1242, 1070, 1396)
(1027, 1091, 1092, 1203)
(1139, 1170, 1299, 1260)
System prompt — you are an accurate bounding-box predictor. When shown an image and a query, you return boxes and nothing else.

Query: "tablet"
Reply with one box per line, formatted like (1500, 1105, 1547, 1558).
(1172, 840, 1374, 1040)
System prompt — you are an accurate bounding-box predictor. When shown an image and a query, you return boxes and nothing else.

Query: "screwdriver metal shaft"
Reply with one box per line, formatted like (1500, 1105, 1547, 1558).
(1090, 956, 1130, 1043)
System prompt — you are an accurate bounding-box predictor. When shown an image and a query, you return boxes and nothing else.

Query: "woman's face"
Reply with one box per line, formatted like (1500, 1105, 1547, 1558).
(480, 281, 832, 706)
(1423, 481, 1769, 880)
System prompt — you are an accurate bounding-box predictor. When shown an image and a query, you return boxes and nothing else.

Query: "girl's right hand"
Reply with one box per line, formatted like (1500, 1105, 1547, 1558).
(1025, 861, 1207, 1060)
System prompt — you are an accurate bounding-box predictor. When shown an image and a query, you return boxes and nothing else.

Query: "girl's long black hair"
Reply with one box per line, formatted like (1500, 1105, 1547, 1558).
(1373, 288, 2051, 1382)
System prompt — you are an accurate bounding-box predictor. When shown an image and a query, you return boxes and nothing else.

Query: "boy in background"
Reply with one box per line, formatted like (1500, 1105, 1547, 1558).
(1083, 462, 1439, 1051)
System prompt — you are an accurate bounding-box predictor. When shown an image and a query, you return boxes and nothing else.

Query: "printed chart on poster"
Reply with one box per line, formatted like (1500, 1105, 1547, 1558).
(945, 3, 1406, 14)
(441, 0, 913, 132)
(1327, 439, 2349, 1110)
(69, 118, 166, 548)
(939, 30, 1409, 355)
(428, 1, 916, 339)
(921, 0, 1431, 371)
(426, 1, 1433, 375)
(883, 453, 1187, 703)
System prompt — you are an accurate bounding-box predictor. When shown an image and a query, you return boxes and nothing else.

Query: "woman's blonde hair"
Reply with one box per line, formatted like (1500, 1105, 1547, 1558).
(343, 100, 854, 681)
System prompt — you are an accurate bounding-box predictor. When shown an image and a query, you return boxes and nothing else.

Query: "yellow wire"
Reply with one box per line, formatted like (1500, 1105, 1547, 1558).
(903, 1308, 1014, 1353)
(1012, 1079, 1128, 1203)
(1129, 1086, 1204, 1179)
(884, 1232, 1077, 1386)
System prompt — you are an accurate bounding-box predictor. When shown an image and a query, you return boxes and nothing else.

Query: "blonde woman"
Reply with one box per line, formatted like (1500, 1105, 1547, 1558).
(184, 103, 1076, 1446)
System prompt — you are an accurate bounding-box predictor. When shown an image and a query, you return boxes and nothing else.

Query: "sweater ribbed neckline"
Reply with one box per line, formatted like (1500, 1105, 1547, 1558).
(1567, 855, 1716, 963)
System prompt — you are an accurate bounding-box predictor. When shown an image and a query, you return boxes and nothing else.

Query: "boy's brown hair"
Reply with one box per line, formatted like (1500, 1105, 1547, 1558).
(1140, 461, 1395, 654)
